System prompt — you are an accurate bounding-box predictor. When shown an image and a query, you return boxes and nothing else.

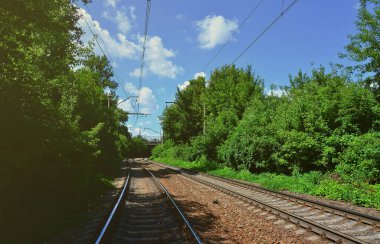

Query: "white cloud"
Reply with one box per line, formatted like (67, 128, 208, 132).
(138, 87, 156, 106)
(145, 36, 184, 79)
(129, 69, 143, 78)
(196, 15, 239, 49)
(104, 0, 119, 8)
(130, 6, 137, 20)
(124, 82, 139, 94)
(178, 80, 190, 91)
(78, 9, 183, 79)
(126, 123, 160, 139)
(78, 8, 139, 59)
(194, 72, 206, 79)
(117, 98, 135, 112)
(178, 72, 206, 91)
(103, 10, 134, 34)
(122, 83, 158, 114)
(265, 87, 287, 97)
(130, 36, 184, 79)
(130, 126, 142, 136)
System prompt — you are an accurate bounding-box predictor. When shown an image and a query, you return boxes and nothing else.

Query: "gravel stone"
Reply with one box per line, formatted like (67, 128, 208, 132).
(146, 163, 327, 243)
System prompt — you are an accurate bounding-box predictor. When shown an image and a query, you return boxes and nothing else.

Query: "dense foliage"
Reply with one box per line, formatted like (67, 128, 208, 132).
(155, 67, 380, 183)
(0, 0, 139, 241)
(161, 65, 263, 161)
(154, 0, 380, 205)
(341, 0, 380, 102)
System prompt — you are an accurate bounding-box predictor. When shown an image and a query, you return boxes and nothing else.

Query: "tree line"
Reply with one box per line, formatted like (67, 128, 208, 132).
(154, 0, 380, 184)
(0, 0, 147, 241)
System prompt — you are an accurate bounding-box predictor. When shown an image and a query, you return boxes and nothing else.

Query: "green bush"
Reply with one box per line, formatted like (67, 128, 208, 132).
(335, 132, 380, 183)
(152, 140, 194, 161)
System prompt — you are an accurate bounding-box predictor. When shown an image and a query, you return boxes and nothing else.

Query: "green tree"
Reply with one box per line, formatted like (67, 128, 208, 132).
(341, 0, 380, 101)
(202, 65, 263, 160)
(0, 1, 132, 241)
(161, 77, 206, 143)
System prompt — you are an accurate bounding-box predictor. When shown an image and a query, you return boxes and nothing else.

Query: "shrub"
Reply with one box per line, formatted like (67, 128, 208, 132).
(335, 132, 380, 183)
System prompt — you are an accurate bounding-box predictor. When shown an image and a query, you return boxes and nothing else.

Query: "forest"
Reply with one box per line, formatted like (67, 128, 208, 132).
(153, 0, 380, 208)
(0, 0, 149, 242)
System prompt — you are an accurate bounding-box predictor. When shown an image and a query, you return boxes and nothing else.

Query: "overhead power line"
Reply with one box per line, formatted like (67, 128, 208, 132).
(201, 0, 265, 72)
(232, 0, 299, 64)
(134, 0, 152, 127)
(81, 6, 132, 101)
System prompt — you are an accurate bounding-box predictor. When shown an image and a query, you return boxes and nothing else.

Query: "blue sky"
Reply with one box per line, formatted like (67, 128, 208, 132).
(77, 0, 360, 139)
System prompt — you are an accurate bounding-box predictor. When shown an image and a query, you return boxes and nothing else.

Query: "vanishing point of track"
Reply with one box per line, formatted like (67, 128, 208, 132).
(144, 159, 380, 244)
(95, 160, 202, 243)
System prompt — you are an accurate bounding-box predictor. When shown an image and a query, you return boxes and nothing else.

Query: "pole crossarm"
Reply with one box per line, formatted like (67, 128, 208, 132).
(127, 112, 150, 116)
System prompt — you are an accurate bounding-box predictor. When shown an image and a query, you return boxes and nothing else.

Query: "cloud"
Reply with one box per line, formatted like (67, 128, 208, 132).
(103, 10, 134, 34)
(196, 15, 239, 49)
(104, 0, 119, 8)
(194, 72, 206, 79)
(126, 123, 161, 139)
(122, 83, 158, 114)
(78, 8, 139, 59)
(264, 87, 287, 97)
(124, 82, 139, 94)
(117, 98, 135, 112)
(130, 36, 184, 79)
(178, 72, 206, 91)
(127, 125, 142, 136)
(129, 69, 143, 78)
(78, 9, 183, 79)
(178, 80, 190, 91)
(138, 87, 156, 106)
(130, 6, 137, 20)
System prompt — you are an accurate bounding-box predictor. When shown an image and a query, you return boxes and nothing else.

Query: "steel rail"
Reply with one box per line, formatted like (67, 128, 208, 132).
(140, 163, 203, 244)
(95, 166, 131, 244)
(206, 173, 380, 227)
(151, 160, 380, 227)
(147, 160, 371, 244)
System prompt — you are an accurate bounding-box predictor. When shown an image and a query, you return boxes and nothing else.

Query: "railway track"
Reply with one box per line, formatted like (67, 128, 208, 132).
(143, 159, 380, 244)
(95, 160, 201, 243)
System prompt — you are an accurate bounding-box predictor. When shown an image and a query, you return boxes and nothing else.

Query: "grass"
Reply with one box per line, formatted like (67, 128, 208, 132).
(153, 157, 380, 210)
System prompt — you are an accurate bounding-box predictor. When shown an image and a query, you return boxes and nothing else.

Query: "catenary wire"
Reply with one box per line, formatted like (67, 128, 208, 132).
(231, 0, 298, 64)
(201, 0, 265, 72)
(81, 7, 133, 105)
(133, 0, 152, 127)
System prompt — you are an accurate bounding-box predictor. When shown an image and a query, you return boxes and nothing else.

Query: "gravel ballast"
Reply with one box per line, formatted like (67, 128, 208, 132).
(145, 163, 329, 243)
